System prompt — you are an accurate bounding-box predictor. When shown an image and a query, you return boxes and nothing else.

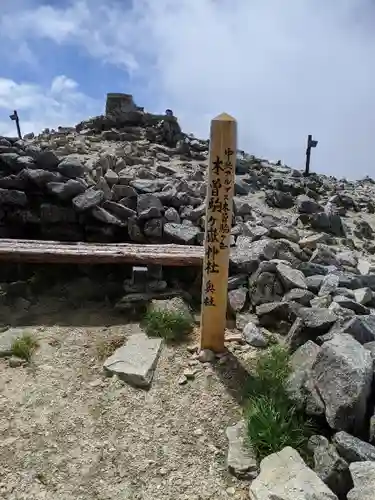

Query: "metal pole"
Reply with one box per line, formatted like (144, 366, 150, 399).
(9, 110, 22, 139)
(304, 134, 312, 177)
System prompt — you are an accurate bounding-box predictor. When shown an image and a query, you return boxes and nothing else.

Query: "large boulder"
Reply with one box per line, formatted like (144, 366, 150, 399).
(308, 435, 352, 499)
(230, 238, 278, 274)
(312, 334, 373, 434)
(286, 341, 324, 416)
(347, 461, 375, 500)
(249, 447, 338, 500)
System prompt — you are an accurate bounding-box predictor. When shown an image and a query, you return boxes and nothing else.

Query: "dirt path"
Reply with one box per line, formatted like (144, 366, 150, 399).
(0, 300, 248, 500)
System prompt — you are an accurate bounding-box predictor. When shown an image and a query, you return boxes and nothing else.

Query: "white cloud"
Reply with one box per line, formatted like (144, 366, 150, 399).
(2, 0, 375, 178)
(0, 76, 101, 137)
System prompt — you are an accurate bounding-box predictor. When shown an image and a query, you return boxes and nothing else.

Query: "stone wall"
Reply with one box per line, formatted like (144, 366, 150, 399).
(0, 108, 208, 242)
(105, 93, 143, 116)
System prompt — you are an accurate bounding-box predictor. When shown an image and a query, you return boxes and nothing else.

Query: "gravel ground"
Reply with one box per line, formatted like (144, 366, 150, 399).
(0, 299, 249, 500)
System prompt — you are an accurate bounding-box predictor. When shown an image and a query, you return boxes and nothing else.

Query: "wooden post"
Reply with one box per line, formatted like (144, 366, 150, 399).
(9, 110, 22, 139)
(200, 113, 237, 352)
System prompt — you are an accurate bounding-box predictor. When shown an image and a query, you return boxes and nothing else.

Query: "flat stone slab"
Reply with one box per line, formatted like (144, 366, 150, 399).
(0, 327, 25, 357)
(226, 420, 258, 479)
(103, 333, 163, 389)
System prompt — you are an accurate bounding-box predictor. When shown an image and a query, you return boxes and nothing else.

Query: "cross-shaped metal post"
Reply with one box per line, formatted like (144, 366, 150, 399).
(304, 134, 318, 176)
(9, 110, 22, 139)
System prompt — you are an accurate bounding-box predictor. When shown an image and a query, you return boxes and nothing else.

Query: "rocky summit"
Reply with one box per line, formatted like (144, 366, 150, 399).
(3, 93, 375, 498)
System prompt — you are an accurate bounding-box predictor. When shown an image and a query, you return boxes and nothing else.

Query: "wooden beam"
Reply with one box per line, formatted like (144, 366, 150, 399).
(200, 113, 237, 352)
(0, 239, 203, 266)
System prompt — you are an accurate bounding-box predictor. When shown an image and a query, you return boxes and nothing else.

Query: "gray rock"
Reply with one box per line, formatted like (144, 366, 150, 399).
(9, 355, 26, 367)
(276, 262, 307, 290)
(243, 321, 268, 347)
(306, 275, 325, 293)
(137, 193, 164, 220)
(256, 301, 290, 330)
(299, 262, 329, 277)
(297, 307, 338, 330)
(269, 225, 300, 243)
(347, 461, 375, 500)
(286, 340, 323, 411)
(333, 432, 375, 462)
(164, 207, 180, 223)
(0, 187, 27, 206)
(311, 294, 332, 308)
(353, 288, 372, 305)
(297, 195, 322, 214)
(265, 190, 294, 209)
(336, 251, 357, 268)
(310, 245, 339, 267)
(299, 233, 327, 249)
(47, 179, 87, 200)
(0, 172, 27, 190)
(95, 176, 112, 200)
(228, 288, 248, 312)
(338, 316, 375, 344)
(233, 197, 252, 216)
(22, 168, 63, 186)
(112, 184, 137, 201)
(104, 168, 118, 186)
(357, 259, 373, 275)
(308, 435, 352, 499)
(72, 188, 104, 211)
(128, 217, 146, 242)
(311, 212, 345, 237)
(103, 333, 163, 389)
(249, 270, 284, 306)
(183, 203, 206, 221)
(283, 288, 315, 306)
(230, 238, 278, 273)
(319, 274, 340, 296)
(243, 224, 269, 241)
(40, 203, 76, 224)
(36, 149, 59, 170)
(57, 156, 84, 178)
(354, 220, 373, 239)
(364, 340, 375, 358)
(249, 447, 338, 500)
(130, 179, 163, 193)
(102, 200, 136, 221)
(163, 222, 200, 244)
(226, 420, 258, 480)
(333, 296, 370, 315)
(143, 218, 163, 239)
(312, 335, 373, 434)
(91, 207, 124, 226)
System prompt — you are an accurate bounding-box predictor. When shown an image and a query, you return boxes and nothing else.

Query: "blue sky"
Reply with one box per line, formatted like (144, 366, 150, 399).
(1, 0, 375, 179)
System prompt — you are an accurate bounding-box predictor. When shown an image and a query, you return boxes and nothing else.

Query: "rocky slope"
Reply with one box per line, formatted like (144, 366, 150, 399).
(2, 96, 375, 498)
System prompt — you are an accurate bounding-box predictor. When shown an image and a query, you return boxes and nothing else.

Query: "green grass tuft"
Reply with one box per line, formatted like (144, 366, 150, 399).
(143, 309, 194, 342)
(11, 332, 39, 362)
(245, 345, 314, 461)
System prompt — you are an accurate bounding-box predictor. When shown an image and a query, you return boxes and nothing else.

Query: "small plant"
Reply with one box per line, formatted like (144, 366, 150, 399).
(143, 309, 194, 342)
(246, 395, 314, 461)
(244, 344, 291, 399)
(244, 345, 314, 461)
(11, 332, 39, 362)
(96, 335, 126, 360)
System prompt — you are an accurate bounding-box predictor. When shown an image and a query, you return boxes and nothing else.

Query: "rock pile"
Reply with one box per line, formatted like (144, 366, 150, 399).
(3, 93, 375, 498)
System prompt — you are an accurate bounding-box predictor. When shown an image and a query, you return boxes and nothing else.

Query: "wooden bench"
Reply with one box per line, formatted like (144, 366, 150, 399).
(0, 239, 204, 266)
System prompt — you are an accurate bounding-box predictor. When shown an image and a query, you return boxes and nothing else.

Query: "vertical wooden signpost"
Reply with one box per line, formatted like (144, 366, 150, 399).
(200, 113, 237, 352)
